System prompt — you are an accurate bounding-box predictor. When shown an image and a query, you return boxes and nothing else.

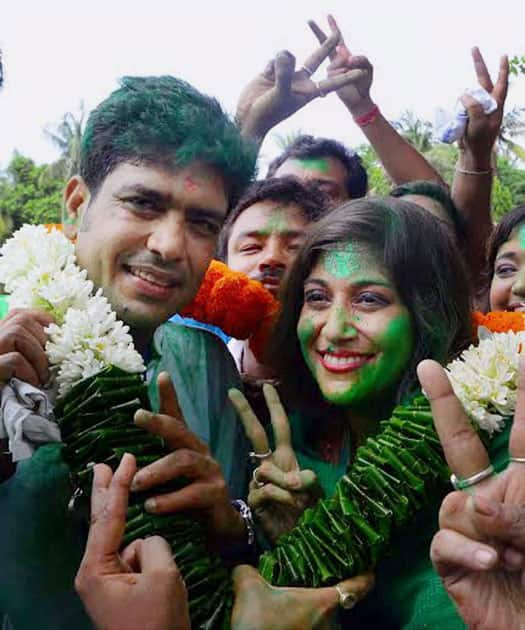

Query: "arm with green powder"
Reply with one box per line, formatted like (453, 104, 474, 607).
(309, 16, 445, 188)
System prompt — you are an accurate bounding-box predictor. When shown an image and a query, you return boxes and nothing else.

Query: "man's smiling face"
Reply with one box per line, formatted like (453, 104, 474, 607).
(69, 161, 228, 345)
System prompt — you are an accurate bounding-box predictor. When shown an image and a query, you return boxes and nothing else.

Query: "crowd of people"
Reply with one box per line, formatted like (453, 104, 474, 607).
(1, 15, 525, 629)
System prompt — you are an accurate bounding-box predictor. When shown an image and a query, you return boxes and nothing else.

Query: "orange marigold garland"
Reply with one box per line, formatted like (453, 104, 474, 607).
(472, 311, 525, 336)
(182, 260, 279, 360)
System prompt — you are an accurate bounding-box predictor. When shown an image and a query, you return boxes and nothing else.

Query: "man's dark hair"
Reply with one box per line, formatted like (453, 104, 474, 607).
(266, 135, 368, 199)
(270, 197, 472, 415)
(217, 176, 330, 260)
(390, 180, 467, 242)
(80, 76, 256, 206)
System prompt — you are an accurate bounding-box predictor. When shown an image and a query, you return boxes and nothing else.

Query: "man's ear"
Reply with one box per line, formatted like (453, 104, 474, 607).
(63, 175, 90, 239)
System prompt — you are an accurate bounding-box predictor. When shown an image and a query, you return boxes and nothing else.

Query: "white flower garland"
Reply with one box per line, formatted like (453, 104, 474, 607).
(446, 326, 523, 435)
(0, 225, 145, 397)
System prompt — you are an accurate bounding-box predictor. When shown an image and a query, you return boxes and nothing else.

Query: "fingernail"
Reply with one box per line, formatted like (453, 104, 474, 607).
(130, 474, 142, 492)
(134, 409, 152, 426)
(144, 498, 157, 512)
(475, 548, 496, 568)
(287, 472, 302, 488)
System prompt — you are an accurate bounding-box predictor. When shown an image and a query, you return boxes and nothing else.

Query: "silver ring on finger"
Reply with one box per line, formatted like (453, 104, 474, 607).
(316, 81, 327, 98)
(450, 464, 494, 491)
(249, 449, 272, 465)
(509, 456, 525, 464)
(301, 65, 314, 77)
(252, 466, 265, 489)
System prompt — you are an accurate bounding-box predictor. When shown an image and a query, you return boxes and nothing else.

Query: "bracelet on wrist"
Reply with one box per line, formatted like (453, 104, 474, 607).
(353, 104, 380, 127)
(231, 499, 255, 546)
(455, 165, 493, 176)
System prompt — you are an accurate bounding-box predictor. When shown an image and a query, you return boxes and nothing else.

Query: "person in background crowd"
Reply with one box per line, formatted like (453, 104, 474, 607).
(236, 15, 443, 207)
(217, 176, 328, 378)
(486, 204, 525, 312)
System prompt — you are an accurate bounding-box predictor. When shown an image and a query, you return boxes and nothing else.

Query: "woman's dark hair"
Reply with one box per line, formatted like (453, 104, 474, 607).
(269, 197, 473, 414)
(487, 204, 525, 279)
(390, 180, 467, 243)
(217, 177, 329, 260)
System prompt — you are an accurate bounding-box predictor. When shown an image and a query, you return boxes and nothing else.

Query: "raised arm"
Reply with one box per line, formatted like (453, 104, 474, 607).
(235, 21, 365, 148)
(452, 48, 509, 289)
(309, 15, 444, 187)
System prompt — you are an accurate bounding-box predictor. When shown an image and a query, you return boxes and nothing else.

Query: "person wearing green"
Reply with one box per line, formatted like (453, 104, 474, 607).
(229, 198, 478, 628)
(0, 75, 255, 629)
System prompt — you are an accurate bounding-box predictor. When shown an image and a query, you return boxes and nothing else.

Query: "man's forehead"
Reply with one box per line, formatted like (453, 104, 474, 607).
(100, 161, 228, 206)
(232, 200, 308, 235)
(276, 156, 344, 178)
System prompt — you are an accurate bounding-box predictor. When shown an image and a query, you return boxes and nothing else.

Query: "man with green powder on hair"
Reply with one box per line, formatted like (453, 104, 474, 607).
(0, 74, 257, 629)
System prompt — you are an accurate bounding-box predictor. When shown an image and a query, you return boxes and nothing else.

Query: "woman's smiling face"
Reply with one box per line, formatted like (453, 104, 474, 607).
(490, 223, 525, 312)
(297, 242, 414, 407)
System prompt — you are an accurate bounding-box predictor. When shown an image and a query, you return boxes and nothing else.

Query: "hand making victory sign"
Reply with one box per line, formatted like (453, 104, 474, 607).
(308, 15, 374, 119)
(235, 19, 366, 145)
(418, 359, 525, 630)
(229, 383, 321, 544)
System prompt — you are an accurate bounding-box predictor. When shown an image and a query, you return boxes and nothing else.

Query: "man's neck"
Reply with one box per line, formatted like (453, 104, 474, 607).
(130, 328, 154, 358)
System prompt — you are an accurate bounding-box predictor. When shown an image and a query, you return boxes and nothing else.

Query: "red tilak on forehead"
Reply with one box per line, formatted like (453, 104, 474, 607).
(184, 176, 199, 192)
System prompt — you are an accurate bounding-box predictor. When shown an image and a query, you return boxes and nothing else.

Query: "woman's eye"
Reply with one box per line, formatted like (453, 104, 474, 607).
(354, 291, 389, 307)
(304, 289, 330, 307)
(495, 264, 518, 277)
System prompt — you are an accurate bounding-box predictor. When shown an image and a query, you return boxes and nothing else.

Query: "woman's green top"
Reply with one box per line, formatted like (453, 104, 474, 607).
(288, 412, 511, 630)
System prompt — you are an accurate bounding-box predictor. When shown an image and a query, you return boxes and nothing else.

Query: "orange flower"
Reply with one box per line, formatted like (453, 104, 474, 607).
(472, 311, 525, 336)
(182, 260, 280, 360)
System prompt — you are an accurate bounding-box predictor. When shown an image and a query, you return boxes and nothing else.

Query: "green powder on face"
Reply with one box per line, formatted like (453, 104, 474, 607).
(297, 158, 330, 173)
(297, 317, 316, 374)
(260, 208, 289, 236)
(519, 225, 525, 250)
(329, 313, 413, 407)
(323, 244, 364, 279)
(297, 311, 413, 407)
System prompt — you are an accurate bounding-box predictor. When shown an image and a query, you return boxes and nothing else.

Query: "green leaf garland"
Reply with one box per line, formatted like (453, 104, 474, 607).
(58, 373, 447, 627)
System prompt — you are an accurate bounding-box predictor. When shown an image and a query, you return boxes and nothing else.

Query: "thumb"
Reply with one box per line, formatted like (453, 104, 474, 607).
(232, 564, 265, 592)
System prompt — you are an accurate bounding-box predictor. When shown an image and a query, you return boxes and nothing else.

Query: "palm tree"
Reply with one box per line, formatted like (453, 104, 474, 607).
(272, 128, 305, 151)
(44, 103, 86, 178)
(497, 107, 525, 163)
(393, 111, 433, 153)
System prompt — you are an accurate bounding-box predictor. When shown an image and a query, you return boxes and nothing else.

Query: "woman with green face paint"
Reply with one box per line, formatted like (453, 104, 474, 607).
(230, 197, 475, 628)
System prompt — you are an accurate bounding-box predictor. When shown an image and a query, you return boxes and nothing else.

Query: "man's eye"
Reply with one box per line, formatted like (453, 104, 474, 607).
(189, 218, 220, 236)
(240, 244, 262, 254)
(122, 197, 158, 211)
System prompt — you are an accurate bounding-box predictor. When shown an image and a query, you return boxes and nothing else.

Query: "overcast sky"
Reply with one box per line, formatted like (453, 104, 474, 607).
(1, 0, 524, 173)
